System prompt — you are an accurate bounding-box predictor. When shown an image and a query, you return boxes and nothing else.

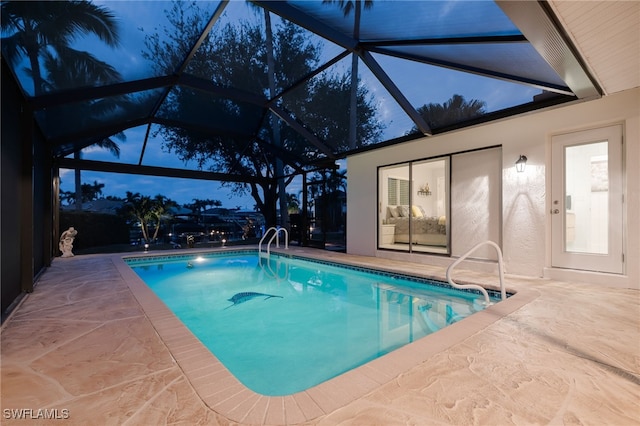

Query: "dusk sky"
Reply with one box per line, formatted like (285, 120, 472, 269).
(49, 0, 542, 209)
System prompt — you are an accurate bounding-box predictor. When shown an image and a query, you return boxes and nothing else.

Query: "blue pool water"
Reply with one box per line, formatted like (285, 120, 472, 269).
(126, 251, 498, 396)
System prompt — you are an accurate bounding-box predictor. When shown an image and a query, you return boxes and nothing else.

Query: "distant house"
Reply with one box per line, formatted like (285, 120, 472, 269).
(61, 199, 125, 215)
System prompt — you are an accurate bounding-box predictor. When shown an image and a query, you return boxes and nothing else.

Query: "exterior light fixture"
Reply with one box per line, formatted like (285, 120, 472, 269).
(144, 243, 149, 252)
(515, 155, 527, 173)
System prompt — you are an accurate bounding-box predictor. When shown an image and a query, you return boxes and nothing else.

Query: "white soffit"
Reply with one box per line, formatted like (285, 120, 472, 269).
(547, 0, 640, 96)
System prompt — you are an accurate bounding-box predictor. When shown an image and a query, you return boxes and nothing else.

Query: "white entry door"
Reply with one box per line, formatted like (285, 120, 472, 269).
(551, 125, 624, 274)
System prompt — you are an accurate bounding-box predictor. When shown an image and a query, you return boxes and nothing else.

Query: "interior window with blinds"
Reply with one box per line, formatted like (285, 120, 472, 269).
(388, 177, 410, 205)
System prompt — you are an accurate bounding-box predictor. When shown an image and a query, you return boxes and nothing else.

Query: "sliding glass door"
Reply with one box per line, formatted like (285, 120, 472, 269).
(378, 157, 449, 254)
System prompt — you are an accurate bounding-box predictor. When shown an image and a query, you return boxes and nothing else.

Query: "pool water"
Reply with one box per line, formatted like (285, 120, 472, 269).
(127, 251, 496, 396)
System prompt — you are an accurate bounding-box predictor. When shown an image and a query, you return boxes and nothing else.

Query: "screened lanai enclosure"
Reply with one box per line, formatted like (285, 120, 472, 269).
(1, 0, 601, 313)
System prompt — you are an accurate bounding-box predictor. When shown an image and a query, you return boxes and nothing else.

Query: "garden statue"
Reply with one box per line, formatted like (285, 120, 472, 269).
(59, 227, 78, 257)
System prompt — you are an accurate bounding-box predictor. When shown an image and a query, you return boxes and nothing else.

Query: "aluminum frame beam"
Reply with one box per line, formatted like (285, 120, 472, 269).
(367, 46, 574, 96)
(252, 1, 358, 50)
(55, 158, 270, 185)
(360, 51, 432, 135)
(270, 105, 336, 158)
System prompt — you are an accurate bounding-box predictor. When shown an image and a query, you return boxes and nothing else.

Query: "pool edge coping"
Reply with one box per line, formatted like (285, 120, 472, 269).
(112, 248, 539, 425)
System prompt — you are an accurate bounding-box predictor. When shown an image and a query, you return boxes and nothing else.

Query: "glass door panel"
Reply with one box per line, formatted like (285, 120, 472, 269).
(410, 159, 449, 254)
(564, 142, 608, 255)
(378, 164, 410, 250)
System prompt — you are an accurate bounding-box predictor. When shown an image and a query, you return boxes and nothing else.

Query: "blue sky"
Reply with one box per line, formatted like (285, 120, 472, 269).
(58, 125, 300, 209)
(50, 0, 541, 209)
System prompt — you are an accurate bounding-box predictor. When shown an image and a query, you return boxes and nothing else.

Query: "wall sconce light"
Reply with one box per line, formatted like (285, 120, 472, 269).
(418, 183, 431, 196)
(515, 155, 527, 173)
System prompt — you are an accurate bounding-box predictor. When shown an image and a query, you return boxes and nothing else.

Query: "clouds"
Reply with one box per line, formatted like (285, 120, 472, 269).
(59, 168, 257, 209)
(59, 124, 257, 207)
(52, 0, 539, 212)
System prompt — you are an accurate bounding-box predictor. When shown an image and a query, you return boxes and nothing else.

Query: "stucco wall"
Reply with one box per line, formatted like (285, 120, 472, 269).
(347, 88, 639, 289)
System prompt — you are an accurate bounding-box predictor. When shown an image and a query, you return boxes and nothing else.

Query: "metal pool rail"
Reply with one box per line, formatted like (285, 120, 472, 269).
(446, 240, 507, 305)
(259, 226, 289, 257)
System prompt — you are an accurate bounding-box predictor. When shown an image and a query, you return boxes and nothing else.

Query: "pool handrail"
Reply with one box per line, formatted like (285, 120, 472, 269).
(259, 226, 289, 257)
(258, 255, 289, 281)
(258, 227, 273, 255)
(446, 240, 507, 305)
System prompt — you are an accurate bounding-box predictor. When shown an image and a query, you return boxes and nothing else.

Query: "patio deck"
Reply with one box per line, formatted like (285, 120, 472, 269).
(1, 247, 638, 425)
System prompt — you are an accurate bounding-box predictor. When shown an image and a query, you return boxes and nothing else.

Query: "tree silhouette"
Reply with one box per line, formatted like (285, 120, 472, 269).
(2, 1, 126, 211)
(121, 192, 154, 243)
(287, 193, 301, 213)
(81, 181, 105, 203)
(143, 1, 383, 227)
(306, 168, 347, 233)
(41, 48, 127, 210)
(1, 1, 120, 96)
(410, 94, 487, 133)
(246, 2, 289, 229)
(121, 192, 177, 243)
(323, 0, 374, 149)
(183, 198, 222, 223)
(322, 0, 374, 18)
(149, 195, 178, 242)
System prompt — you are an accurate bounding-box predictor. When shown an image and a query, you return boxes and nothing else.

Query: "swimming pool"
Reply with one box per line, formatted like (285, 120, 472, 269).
(126, 250, 501, 396)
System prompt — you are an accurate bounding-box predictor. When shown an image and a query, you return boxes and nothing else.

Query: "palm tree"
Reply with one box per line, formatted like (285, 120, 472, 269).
(184, 198, 221, 224)
(326, 169, 347, 195)
(149, 195, 177, 242)
(1, 0, 124, 211)
(72, 139, 122, 211)
(322, 0, 374, 17)
(287, 193, 301, 213)
(414, 94, 487, 131)
(59, 189, 75, 206)
(1, 0, 120, 96)
(42, 49, 126, 211)
(122, 192, 176, 244)
(79, 180, 105, 202)
(2, 1, 123, 211)
(46, 55, 125, 209)
(122, 192, 155, 243)
(309, 169, 347, 233)
(323, 0, 374, 149)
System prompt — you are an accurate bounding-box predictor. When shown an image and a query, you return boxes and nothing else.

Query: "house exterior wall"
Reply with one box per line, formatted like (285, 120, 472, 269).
(347, 88, 639, 289)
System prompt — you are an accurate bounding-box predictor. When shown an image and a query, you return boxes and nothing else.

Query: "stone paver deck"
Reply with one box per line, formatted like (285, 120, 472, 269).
(1, 247, 638, 425)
